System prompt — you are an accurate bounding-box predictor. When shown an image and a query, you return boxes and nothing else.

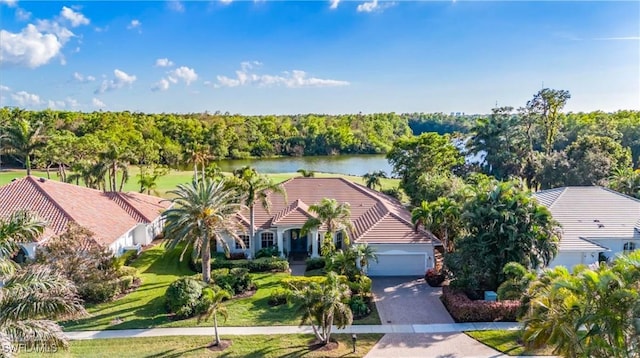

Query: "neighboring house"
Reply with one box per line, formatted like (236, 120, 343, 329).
(0, 176, 171, 258)
(534, 186, 640, 268)
(222, 177, 441, 276)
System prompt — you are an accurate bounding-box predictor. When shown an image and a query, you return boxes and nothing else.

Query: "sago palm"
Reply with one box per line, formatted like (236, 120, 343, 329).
(163, 179, 245, 283)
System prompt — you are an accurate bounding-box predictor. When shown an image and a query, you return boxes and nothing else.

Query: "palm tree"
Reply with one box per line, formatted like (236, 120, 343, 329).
(363, 170, 387, 190)
(0, 211, 86, 356)
(352, 243, 378, 273)
(301, 198, 354, 255)
(411, 197, 462, 253)
(290, 272, 353, 345)
(99, 144, 133, 192)
(197, 287, 231, 347)
(297, 168, 316, 178)
(186, 145, 212, 184)
(609, 167, 640, 198)
(229, 167, 286, 252)
(2, 117, 47, 176)
(163, 179, 245, 283)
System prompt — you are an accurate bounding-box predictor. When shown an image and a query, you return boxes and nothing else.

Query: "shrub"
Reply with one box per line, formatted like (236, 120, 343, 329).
(425, 268, 446, 287)
(268, 288, 291, 306)
(118, 275, 135, 292)
(305, 257, 326, 271)
(348, 275, 372, 296)
(441, 286, 520, 322)
(210, 268, 253, 296)
(165, 277, 205, 319)
(349, 295, 371, 318)
(282, 276, 328, 291)
(119, 265, 138, 277)
(255, 246, 280, 259)
(248, 257, 289, 272)
(304, 268, 326, 277)
(79, 280, 119, 303)
(229, 252, 247, 260)
(210, 268, 231, 278)
(116, 250, 139, 268)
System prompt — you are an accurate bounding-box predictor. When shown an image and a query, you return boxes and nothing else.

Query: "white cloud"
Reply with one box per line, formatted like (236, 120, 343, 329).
(35, 19, 74, 44)
(170, 66, 198, 85)
(220, 0, 233, 4)
(155, 58, 174, 67)
(127, 19, 141, 30)
(0, 24, 64, 68)
(357, 0, 394, 13)
(64, 97, 79, 108)
(47, 99, 66, 109)
(593, 36, 640, 41)
(167, 1, 184, 12)
(95, 69, 136, 94)
(11, 90, 41, 106)
(72, 71, 95, 82)
(214, 61, 349, 88)
(92, 97, 106, 108)
(0, 0, 17, 7)
(0, 85, 10, 91)
(16, 8, 31, 21)
(329, 0, 340, 10)
(60, 6, 89, 27)
(151, 78, 170, 92)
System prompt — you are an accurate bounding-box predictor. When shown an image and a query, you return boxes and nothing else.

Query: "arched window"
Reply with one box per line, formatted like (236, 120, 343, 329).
(261, 232, 275, 248)
(623, 242, 636, 253)
(236, 234, 250, 250)
(336, 231, 343, 250)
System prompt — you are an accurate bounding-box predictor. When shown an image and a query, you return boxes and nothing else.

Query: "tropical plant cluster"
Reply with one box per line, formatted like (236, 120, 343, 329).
(36, 224, 139, 303)
(440, 286, 520, 323)
(190, 254, 289, 273)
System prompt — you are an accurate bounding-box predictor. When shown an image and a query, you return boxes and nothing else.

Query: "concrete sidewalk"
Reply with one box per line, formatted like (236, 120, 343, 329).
(64, 322, 521, 340)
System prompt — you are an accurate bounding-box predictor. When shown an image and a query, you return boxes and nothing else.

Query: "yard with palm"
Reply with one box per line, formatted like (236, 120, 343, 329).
(63, 243, 380, 331)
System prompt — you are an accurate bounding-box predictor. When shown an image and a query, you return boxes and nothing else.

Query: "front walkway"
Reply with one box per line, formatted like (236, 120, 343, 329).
(64, 322, 521, 340)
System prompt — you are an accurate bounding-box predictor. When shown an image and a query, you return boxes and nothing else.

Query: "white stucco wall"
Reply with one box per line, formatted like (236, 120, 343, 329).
(591, 238, 639, 258)
(549, 251, 600, 269)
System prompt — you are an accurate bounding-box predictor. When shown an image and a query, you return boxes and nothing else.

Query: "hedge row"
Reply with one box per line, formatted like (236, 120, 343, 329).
(441, 286, 520, 322)
(190, 256, 289, 273)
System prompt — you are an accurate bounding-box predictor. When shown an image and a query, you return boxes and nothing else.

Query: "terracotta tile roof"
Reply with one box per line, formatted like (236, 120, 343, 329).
(243, 177, 438, 245)
(0, 176, 171, 247)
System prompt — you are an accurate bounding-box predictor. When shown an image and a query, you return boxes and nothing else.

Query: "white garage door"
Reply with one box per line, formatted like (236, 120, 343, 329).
(368, 254, 425, 276)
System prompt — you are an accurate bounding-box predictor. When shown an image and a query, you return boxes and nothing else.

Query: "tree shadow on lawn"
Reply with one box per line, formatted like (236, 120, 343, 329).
(142, 346, 206, 358)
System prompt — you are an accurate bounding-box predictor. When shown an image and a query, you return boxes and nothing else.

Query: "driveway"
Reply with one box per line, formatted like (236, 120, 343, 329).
(372, 277, 454, 325)
(365, 333, 505, 358)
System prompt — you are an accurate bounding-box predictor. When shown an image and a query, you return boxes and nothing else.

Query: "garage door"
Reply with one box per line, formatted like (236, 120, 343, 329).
(368, 254, 425, 276)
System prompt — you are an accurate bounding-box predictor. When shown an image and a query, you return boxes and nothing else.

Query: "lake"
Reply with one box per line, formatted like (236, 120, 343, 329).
(215, 154, 393, 176)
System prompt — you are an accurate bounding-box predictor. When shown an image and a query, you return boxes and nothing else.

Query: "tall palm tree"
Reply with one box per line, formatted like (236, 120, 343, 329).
(163, 179, 245, 283)
(186, 145, 212, 184)
(609, 167, 640, 198)
(0, 211, 86, 356)
(229, 167, 286, 252)
(99, 144, 133, 192)
(411, 197, 462, 253)
(302, 198, 354, 253)
(291, 272, 353, 345)
(2, 118, 47, 176)
(363, 170, 387, 190)
(197, 287, 231, 347)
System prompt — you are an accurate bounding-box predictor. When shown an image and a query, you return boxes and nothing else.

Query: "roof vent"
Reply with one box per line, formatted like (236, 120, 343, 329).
(597, 223, 605, 228)
(10, 178, 16, 182)
(593, 219, 600, 223)
(38, 177, 46, 183)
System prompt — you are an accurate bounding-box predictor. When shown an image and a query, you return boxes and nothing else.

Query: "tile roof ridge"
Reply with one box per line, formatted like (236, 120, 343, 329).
(578, 236, 611, 251)
(351, 201, 388, 240)
(543, 187, 569, 209)
(597, 186, 640, 204)
(112, 192, 154, 222)
(23, 176, 76, 224)
(272, 198, 314, 224)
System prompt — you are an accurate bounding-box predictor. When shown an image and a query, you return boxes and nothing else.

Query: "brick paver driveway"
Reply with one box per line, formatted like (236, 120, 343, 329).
(372, 277, 454, 325)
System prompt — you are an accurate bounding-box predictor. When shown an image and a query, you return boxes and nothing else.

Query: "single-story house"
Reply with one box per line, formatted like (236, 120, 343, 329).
(222, 177, 441, 276)
(0, 176, 171, 258)
(534, 186, 640, 269)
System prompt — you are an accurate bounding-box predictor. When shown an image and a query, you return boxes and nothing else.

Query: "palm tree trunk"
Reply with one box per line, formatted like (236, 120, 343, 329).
(112, 162, 118, 192)
(26, 154, 31, 176)
(119, 168, 126, 192)
(202, 234, 211, 283)
(213, 313, 220, 346)
(194, 163, 198, 183)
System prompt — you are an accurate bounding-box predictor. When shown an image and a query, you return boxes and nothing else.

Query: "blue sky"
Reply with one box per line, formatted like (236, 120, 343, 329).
(0, 1, 638, 114)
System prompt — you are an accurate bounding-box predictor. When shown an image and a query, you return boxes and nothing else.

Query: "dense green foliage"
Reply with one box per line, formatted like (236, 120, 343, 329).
(445, 181, 560, 294)
(164, 277, 205, 319)
(522, 252, 640, 358)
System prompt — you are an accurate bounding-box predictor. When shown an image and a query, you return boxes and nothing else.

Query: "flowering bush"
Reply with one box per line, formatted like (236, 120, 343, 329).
(441, 286, 520, 322)
(425, 268, 446, 287)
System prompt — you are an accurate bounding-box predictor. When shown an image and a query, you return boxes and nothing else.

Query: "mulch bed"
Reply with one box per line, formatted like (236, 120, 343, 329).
(308, 339, 339, 351)
(233, 288, 257, 299)
(206, 340, 232, 352)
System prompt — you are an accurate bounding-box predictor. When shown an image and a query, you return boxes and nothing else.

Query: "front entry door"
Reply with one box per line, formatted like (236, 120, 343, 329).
(290, 229, 307, 253)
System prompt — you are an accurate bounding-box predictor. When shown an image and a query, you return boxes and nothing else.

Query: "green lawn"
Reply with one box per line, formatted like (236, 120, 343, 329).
(0, 168, 400, 197)
(20, 334, 383, 358)
(63, 244, 380, 331)
(466, 330, 556, 356)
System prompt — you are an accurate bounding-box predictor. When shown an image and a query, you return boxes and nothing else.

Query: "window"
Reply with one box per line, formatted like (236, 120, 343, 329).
(336, 231, 343, 250)
(236, 234, 250, 250)
(261, 232, 275, 248)
(623, 242, 636, 253)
